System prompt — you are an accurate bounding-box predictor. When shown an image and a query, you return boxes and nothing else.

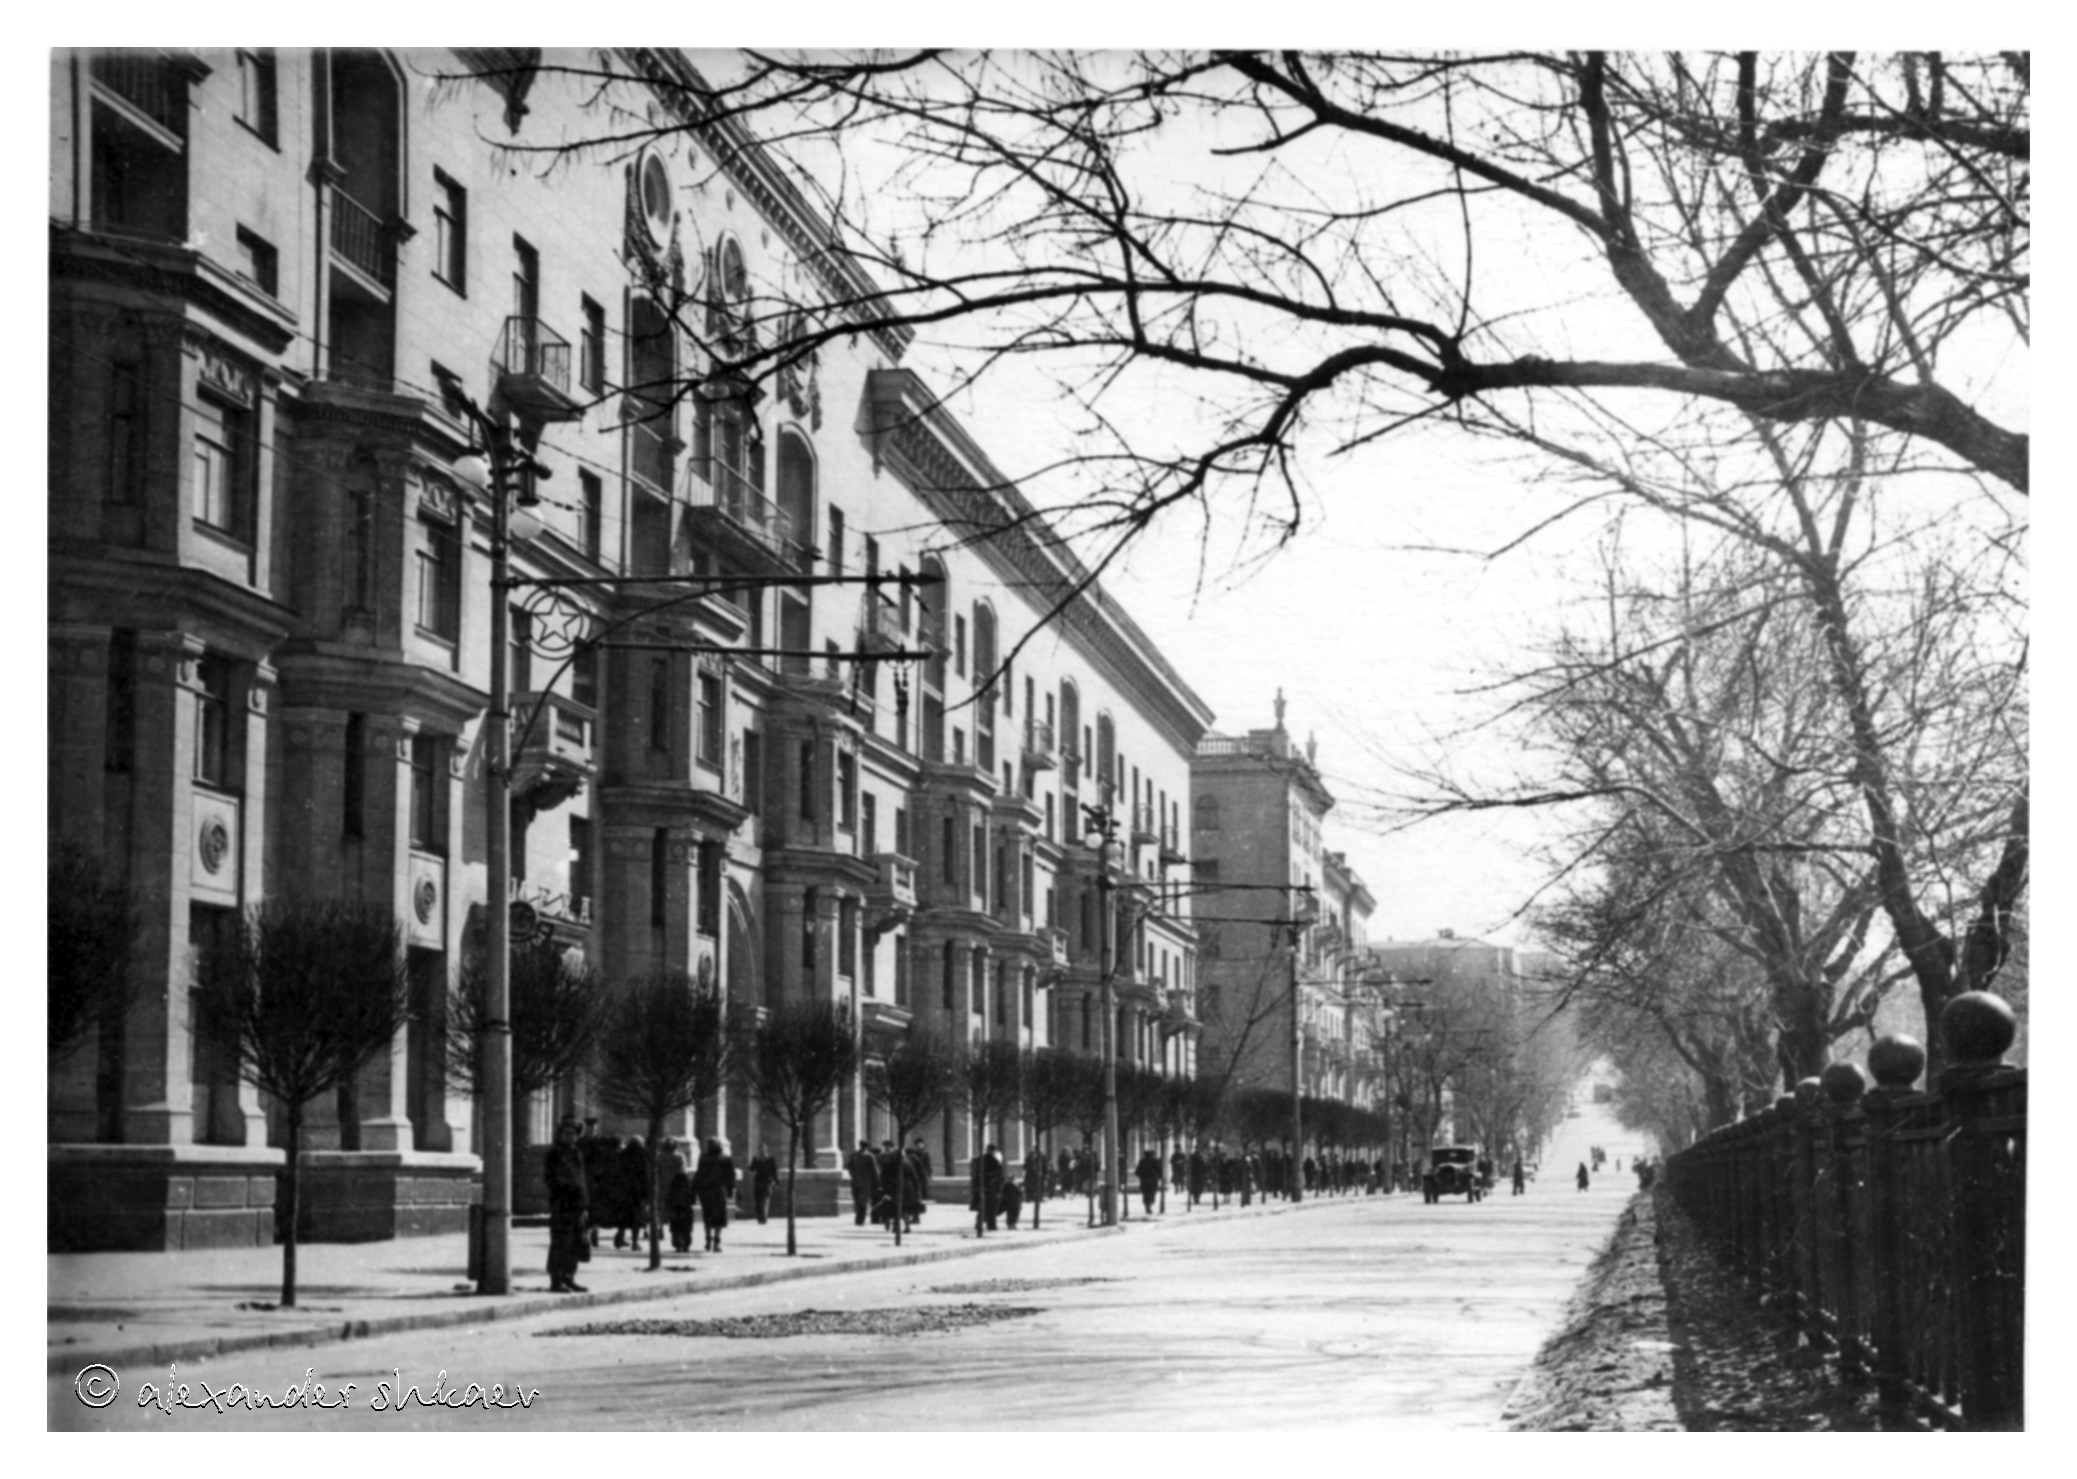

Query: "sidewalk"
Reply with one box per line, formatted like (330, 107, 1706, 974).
(49, 1187, 1363, 1377)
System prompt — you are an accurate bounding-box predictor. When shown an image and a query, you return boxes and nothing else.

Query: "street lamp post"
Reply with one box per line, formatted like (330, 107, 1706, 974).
(448, 409, 544, 1298)
(1083, 793, 1122, 1227)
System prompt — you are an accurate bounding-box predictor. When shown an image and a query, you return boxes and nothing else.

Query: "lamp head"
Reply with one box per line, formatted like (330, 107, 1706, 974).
(508, 502, 545, 544)
(453, 451, 493, 493)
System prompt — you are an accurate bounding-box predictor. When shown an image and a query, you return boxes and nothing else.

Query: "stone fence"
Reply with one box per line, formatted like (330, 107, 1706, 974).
(1663, 991, 2025, 1431)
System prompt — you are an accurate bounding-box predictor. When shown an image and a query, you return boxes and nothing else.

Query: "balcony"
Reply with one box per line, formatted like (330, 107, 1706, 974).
(1159, 822, 1187, 867)
(1131, 804, 1160, 845)
(1160, 988, 1202, 1038)
(495, 316, 584, 424)
(1022, 719, 1057, 772)
(866, 852, 919, 931)
(90, 51, 191, 138)
(859, 594, 906, 654)
(684, 463, 795, 577)
(1048, 927, 1071, 971)
(329, 189, 394, 290)
(510, 690, 596, 813)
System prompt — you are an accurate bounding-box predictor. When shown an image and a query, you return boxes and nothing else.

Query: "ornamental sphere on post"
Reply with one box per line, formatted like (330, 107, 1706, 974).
(1867, 1034, 1926, 1092)
(1819, 1061, 1867, 1104)
(1940, 991, 2017, 1068)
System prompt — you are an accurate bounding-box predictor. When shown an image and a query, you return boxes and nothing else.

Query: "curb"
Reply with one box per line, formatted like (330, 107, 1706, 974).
(48, 1190, 1367, 1377)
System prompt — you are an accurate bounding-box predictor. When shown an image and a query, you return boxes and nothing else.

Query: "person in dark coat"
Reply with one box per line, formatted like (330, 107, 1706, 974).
(692, 1137, 737, 1251)
(748, 1147, 780, 1224)
(1135, 1149, 1163, 1215)
(969, 1142, 1007, 1232)
(1024, 1148, 1050, 1210)
(1188, 1148, 1207, 1208)
(1511, 1159, 1527, 1197)
(907, 1136, 934, 1213)
(1576, 1162, 1590, 1193)
(876, 1140, 921, 1230)
(544, 1117, 590, 1293)
(580, 1128, 618, 1248)
(660, 1137, 695, 1252)
(616, 1135, 650, 1249)
(1002, 1175, 1025, 1229)
(846, 1141, 879, 1226)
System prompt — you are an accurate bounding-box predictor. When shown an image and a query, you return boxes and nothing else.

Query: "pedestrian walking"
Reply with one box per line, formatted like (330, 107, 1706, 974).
(969, 1142, 1006, 1233)
(692, 1137, 737, 1252)
(1024, 1147, 1050, 1208)
(1002, 1176, 1025, 1229)
(1576, 1162, 1590, 1193)
(616, 1134, 649, 1249)
(579, 1126, 616, 1248)
(1511, 1159, 1526, 1197)
(846, 1140, 879, 1226)
(544, 1117, 590, 1294)
(1135, 1148, 1162, 1215)
(660, 1137, 694, 1252)
(749, 1146, 779, 1224)
(907, 1136, 934, 1212)
(1188, 1148, 1207, 1208)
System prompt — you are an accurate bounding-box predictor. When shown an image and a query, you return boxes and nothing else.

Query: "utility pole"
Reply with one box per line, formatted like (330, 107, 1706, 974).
(1084, 794, 1121, 1228)
(1288, 919, 1304, 1202)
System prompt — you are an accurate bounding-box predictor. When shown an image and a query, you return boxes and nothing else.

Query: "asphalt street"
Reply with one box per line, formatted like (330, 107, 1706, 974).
(54, 1121, 1642, 1432)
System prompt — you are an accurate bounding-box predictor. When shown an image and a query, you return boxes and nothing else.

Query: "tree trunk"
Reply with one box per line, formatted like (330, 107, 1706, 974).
(889, 1119, 904, 1247)
(784, 1120, 800, 1257)
(281, 1103, 303, 1309)
(646, 1113, 664, 1272)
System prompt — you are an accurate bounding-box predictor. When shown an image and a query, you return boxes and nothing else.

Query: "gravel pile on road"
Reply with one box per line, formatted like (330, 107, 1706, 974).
(1504, 1189, 1879, 1430)
(537, 1305, 1041, 1340)
(926, 1277, 1117, 1295)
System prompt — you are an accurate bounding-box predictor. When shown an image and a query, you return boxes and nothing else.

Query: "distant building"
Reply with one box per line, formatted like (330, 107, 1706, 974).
(1189, 694, 1377, 1107)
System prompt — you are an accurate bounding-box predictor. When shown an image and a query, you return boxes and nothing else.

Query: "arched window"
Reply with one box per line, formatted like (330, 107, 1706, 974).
(1194, 794, 1221, 832)
(1095, 714, 1117, 803)
(775, 429, 815, 572)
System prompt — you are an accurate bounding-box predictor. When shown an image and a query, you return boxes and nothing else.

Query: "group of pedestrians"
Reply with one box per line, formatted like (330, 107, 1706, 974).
(845, 1137, 933, 1231)
(544, 1118, 781, 1290)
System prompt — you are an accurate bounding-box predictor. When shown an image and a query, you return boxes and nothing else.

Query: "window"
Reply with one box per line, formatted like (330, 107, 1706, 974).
(894, 933, 909, 1007)
(942, 942, 956, 1011)
(742, 730, 763, 814)
(802, 888, 818, 973)
(839, 899, 858, 978)
(861, 792, 878, 854)
(192, 393, 254, 540)
(837, 751, 858, 831)
(650, 828, 668, 926)
(343, 714, 365, 837)
(571, 816, 593, 908)
(799, 741, 817, 820)
(233, 225, 278, 296)
(416, 517, 460, 639)
(570, 647, 598, 709)
(235, 49, 278, 145)
(104, 631, 136, 773)
(511, 235, 539, 320)
(696, 839, 720, 938)
(1194, 794, 1221, 832)
(941, 815, 956, 884)
(193, 657, 234, 789)
(954, 615, 967, 677)
(827, 505, 845, 575)
(432, 169, 467, 291)
(697, 670, 723, 767)
(648, 659, 671, 752)
(105, 360, 143, 505)
(409, 733, 439, 849)
(894, 807, 909, 857)
(579, 470, 603, 560)
(580, 295, 606, 393)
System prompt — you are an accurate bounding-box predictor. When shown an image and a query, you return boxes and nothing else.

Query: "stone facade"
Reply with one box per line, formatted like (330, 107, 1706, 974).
(49, 48, 1210, 1249)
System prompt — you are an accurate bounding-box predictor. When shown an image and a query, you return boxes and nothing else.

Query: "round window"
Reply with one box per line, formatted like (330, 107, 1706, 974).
(638, 149, 673, 249)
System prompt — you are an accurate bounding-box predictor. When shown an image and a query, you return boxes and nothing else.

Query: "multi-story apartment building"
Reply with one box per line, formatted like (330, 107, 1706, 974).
(48, 48, 1208, 1250)
(1188, 696, 1374, 1105)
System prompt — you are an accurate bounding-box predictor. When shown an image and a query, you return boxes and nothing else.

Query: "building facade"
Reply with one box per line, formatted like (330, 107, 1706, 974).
(1188, 695, 1375, 1106)
(49, 47, 1209, 1250)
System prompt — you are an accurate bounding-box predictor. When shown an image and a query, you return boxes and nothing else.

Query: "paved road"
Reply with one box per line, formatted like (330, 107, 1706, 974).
(53, 1165, 1637, 1431)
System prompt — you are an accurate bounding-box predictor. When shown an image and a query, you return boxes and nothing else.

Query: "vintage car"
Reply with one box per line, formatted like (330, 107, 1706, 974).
(1423, 1146, 1484, 1203)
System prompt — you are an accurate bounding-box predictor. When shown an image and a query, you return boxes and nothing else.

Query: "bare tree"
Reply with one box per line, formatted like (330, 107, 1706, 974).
(727, 1000, 860, 1256)
(195, 900, 413, 1308)
(1020, 1045, 1079, 1229)
(593, 970, 727, 1271)
(961, 1038, 1023, 1236)
(446, 941, 611, 1147)
(862, 1025, 961, 1246)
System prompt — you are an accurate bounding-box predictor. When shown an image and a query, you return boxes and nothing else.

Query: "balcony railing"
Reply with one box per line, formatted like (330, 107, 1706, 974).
(1131, 804, 1160, 844)
(91, 51, 188, 136)
(330, 189, 393, 286)
(1159, 822, 1186, 865)
(860, 595, 905, 652)
(866, 852, 919, 929)
(1023, 719, 1057, 771)
(690, 463, 794, 568)
(511, 690, 596, 813)
(495, 315, 583, 423)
